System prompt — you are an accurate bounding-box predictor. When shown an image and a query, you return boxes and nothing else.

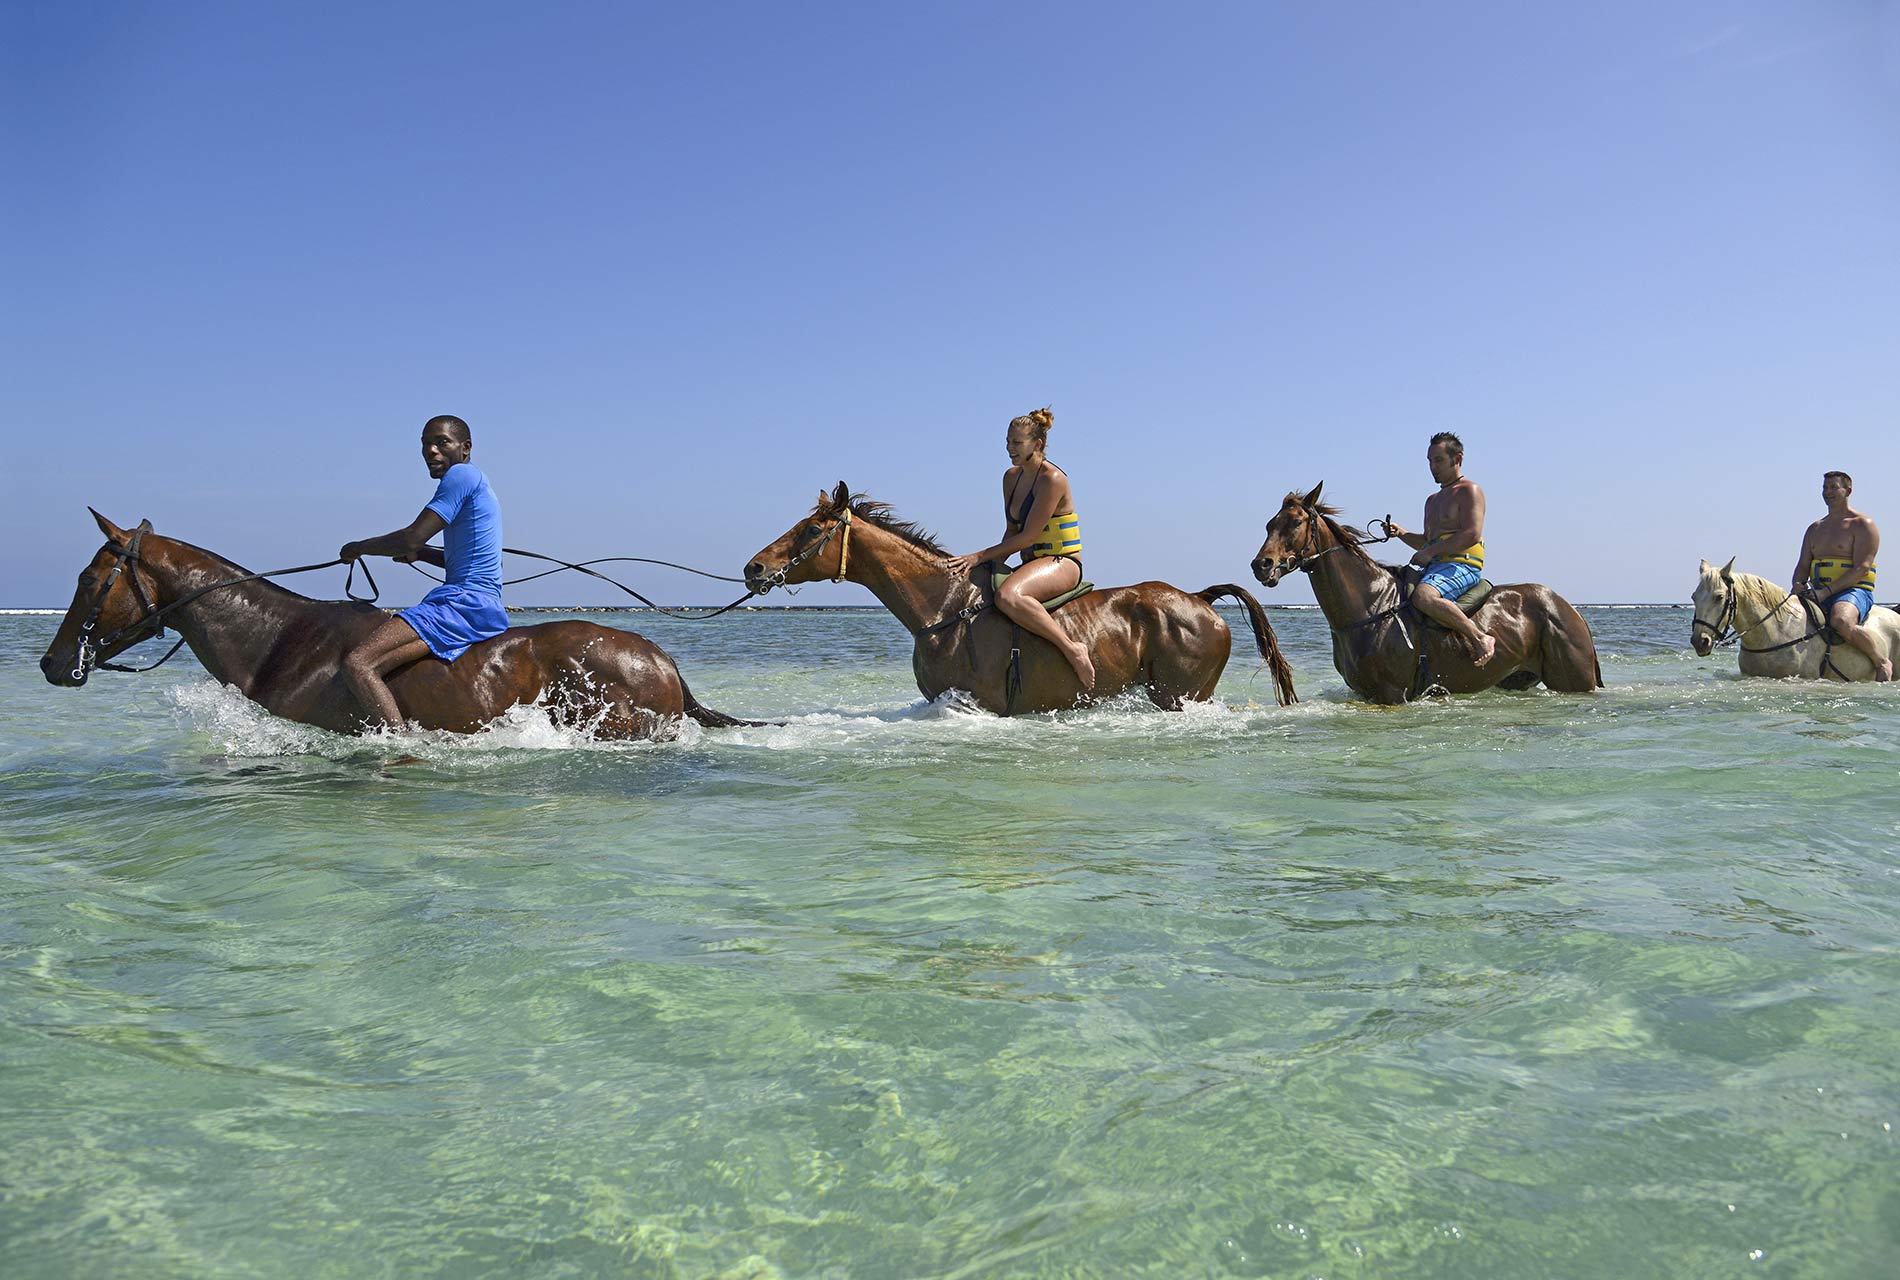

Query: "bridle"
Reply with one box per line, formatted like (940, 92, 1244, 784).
(755, 507, 852, 594)
(1261, 509, 1411, 639)
(1264, 509, 1397, 580)
(1692, 568, 1812, 654)
(68, 520, 163, 683)
(64, 525, 378, 684)
(1689, 569, 1742, 646)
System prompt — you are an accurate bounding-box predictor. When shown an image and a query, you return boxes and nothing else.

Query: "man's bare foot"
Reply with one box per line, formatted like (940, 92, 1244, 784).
(1068, 645, 1097, 691)
(1875, 658, 1894, 683)
(1469, 633, 1497, 666)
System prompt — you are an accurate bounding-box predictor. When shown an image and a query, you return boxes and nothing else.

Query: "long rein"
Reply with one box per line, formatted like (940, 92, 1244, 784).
(73, 525, 768, 680)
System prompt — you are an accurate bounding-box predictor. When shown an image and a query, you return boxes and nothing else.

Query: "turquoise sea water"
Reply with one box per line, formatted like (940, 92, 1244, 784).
(3, 606, 1897, 1278)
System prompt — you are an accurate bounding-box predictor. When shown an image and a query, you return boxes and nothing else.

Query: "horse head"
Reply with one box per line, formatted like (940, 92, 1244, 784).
(1252, 483, 1330, 588)
(744, 481, 856, 595)
(1689, 556, 1737, 656)
(41, 510, 167, 687)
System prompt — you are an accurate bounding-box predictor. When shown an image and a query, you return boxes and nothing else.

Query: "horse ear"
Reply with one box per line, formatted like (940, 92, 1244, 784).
(90, 508, 129, 543)
(831, 481, 850, 510)
(1721, 556, 1736, 576)
(1302, 482, 1324, 509)
(1699, 558, 1709, 572)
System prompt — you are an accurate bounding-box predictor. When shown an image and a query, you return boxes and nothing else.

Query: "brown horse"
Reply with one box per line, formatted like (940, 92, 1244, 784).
(1251, 484, 1601, 704)
(743, 483, 1295, 713)
(39, 511, 750, 739)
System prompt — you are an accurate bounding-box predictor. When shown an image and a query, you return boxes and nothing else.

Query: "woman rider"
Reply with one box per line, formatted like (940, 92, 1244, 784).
(947, 408, 1095, 690)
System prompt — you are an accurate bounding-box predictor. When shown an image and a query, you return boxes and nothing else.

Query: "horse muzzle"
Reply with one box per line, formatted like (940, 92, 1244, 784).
(41, 648, 88, 687)
(1690, 632, 1713, 657)
(1252, 557, 1286, 588)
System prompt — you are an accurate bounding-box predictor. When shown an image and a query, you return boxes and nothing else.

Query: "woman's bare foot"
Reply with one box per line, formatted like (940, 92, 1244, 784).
(1067, 644, 1097, 691)
(1875, 658, 1894, 682)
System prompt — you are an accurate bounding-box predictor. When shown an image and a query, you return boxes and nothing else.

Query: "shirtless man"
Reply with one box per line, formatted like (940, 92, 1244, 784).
(1383, 431, 1497, 665)
(1793, 470, 1889, 681)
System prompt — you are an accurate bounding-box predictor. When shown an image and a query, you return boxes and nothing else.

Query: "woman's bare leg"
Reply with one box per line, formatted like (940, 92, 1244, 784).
(996, 558, 1094, 689)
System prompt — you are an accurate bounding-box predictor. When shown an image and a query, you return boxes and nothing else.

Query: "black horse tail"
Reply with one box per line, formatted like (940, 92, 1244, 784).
(679, 674, 770, 728)
(1198, 584, 1298, 706)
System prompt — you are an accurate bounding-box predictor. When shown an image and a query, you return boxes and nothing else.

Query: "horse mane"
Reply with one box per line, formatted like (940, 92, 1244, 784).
(1726, 568, 1789, 618)
(812, 491, 949, 558)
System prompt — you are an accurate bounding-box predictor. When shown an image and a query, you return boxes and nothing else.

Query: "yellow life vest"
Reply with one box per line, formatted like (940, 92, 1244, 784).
(1812, 557, 1875, 589)
(1430, 536, 1484, 569)
(1004, 461, 1082, 560)
(1012, 511, 1082, 559)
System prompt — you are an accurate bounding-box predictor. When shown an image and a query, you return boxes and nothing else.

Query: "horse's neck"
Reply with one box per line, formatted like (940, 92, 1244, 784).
(1307, 541, 1395, 627)
(845, 525, 972, 636)
(1732, 573, 1800, 637)
(147, 542, 338, 689)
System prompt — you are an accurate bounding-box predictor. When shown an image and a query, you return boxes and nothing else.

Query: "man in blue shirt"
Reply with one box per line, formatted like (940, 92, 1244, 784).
(339, 415, 509, 728)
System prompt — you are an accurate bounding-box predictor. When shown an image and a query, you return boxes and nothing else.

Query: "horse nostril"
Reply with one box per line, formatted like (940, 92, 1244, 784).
(744, 561, 763, 578)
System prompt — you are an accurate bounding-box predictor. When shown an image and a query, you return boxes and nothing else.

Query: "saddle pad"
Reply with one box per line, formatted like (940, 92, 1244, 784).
(990, 569, 1094, 612)
(1454, 579, 1493, 616)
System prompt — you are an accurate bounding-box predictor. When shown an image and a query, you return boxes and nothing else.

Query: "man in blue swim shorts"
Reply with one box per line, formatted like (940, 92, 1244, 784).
(1383, 431, 1498, 666)
(339, 414, 509, 727)
(1792, 469, 1889, 681)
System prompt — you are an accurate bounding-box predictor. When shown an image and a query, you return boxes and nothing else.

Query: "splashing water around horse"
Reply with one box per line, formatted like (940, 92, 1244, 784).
(1251, 484, 1600, 704)
(1689, 557, 1900, 680)
(743, 483, 1296, 714)
(40, 511, 751, 739)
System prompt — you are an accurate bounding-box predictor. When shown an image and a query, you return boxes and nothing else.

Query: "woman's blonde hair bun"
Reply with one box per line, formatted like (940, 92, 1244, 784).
(1009, 406, 1054, 443)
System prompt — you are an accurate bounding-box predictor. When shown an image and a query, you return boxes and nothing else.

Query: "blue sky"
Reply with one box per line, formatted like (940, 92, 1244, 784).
(6, 1, 1896, 607)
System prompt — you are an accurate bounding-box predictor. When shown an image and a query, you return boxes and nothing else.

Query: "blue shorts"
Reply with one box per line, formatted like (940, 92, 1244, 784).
(399, 584, 509, 662)
(1821, 585, 1874, 625)
(1419, 560, 1482, 600)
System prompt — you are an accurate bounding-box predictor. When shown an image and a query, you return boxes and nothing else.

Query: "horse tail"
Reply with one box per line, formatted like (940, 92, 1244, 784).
(1198, 584, 1298, 706)
(678, 674, 769, 729)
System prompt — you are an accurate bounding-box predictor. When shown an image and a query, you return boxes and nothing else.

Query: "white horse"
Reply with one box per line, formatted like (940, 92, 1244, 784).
(1690, 558, 1900, 680)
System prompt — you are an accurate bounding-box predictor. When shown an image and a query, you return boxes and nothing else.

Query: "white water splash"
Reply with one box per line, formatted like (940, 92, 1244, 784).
(160, 674, 1351, 763)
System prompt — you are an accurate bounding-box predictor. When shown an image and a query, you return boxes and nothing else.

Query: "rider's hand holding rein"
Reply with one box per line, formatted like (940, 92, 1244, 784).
(338, 511, 447, 569)
(1380, 518, 1442, 567)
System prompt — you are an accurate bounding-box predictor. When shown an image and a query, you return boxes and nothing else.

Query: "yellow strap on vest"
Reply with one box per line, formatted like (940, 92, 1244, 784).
(1812, 557, 1874, 589)
(1432, 536, 1483, 569)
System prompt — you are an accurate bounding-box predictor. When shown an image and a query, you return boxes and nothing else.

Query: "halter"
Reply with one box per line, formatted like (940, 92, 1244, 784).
(757, 507, 852, 594)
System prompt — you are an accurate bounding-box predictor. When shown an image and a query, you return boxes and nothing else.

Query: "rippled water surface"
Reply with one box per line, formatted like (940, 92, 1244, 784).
(3, 607, 1897, 1278)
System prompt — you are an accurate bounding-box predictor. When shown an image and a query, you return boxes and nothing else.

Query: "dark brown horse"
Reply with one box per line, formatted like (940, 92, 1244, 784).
(1251, 484, 1601, 704)
(40, 511, 749, 739)
(743, 483, 1295, 713)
